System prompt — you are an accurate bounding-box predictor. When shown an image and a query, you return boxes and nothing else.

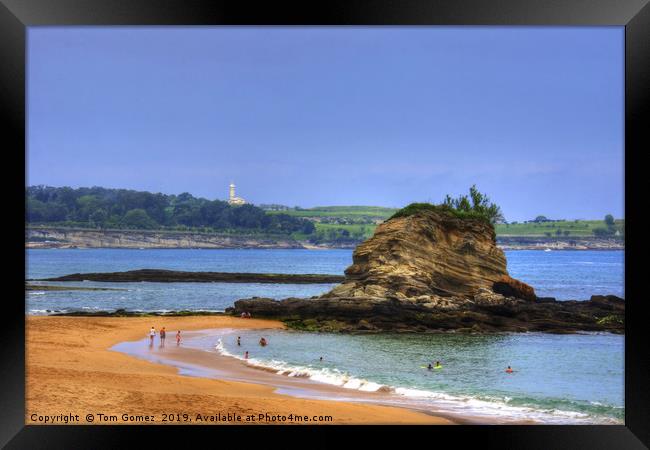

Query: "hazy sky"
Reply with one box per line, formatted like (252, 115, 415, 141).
(28, 27, 624, 221)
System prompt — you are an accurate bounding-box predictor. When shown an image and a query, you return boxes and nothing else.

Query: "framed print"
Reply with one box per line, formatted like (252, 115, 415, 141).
(1, 0, 648, 447)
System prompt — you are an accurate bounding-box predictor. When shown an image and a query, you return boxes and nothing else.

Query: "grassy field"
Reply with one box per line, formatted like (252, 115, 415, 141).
(269, 206, 623, 239)
(310, 220, 624, 240)
(266, 206, 397, 220)
(495, 220, 624, 237)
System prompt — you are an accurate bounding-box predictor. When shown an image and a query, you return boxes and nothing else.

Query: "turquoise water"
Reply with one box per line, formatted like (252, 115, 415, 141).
(26, 248, 625, 424)
(209, 329, 623, 424)
(25, 249, 623, 314)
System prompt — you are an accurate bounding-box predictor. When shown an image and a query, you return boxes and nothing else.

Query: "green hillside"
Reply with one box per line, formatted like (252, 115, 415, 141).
(267, 206, 397, 220)
(27, 184, 623, 243)
(495, 220, 624, 237)
(276, 206, 624, 241)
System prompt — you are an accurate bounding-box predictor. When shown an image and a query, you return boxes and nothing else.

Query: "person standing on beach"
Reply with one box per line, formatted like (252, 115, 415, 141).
(149, 327, 156, 346)
(160, 327, 166, 347)
(176, 330, 181, 346)
(244, 351, 249, 359)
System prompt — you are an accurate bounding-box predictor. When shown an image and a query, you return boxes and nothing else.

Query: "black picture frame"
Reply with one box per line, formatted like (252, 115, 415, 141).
(2, 0, 648, 448)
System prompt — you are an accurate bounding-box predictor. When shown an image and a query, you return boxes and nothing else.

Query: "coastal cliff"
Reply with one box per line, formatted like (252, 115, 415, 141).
(26, 226, 623, 251)
(26, 227, 303, 249)
(229, 210, 624, 333)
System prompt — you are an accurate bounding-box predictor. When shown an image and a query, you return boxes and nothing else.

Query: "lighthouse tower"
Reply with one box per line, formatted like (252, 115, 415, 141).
(228, 182, 246, 205)
(229, 183, 236, 201)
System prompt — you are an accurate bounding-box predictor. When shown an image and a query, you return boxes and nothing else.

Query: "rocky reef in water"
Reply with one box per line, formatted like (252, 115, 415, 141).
(35, 269, 344, 284)
(228, 210, 624, 333)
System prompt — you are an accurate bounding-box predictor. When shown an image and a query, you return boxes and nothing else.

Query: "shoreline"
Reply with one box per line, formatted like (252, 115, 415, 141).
(26, 316, 454, 425)
(109, 327, 621, 425)
(110, 328, 497, 425)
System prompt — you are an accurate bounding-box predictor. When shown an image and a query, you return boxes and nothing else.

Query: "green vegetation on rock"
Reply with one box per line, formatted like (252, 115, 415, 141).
(390, 186, 504, 225)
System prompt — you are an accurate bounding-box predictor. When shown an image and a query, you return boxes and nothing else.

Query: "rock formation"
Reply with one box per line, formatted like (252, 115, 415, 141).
(324, 210, 529, 300)
(228, 209, 624, 333)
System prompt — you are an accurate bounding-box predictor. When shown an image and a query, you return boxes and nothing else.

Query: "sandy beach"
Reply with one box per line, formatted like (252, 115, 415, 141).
(26, 316, 453, 425)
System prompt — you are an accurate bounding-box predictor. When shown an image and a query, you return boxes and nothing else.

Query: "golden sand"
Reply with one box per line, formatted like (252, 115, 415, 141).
(26, 316, 453, 425)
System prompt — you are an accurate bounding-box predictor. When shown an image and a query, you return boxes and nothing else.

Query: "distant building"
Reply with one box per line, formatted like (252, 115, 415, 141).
(228, 183, 247, 205)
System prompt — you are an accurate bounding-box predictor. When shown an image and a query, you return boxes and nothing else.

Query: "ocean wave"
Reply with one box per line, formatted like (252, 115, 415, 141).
(28, 309, 68, 315)
(215, 339, 390, 392)
(392, 387, 621, 424)
(213, 339, 622, 425)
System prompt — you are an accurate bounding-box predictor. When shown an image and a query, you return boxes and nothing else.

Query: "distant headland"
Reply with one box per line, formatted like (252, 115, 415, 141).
(26, 185, 624, 250)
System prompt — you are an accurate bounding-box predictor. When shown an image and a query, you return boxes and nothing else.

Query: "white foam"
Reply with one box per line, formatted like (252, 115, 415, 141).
(28, 309, 68, 315)
(392, 387, 620, 424)
(212, 339, 622, 425)
(214, 339, 387, 393)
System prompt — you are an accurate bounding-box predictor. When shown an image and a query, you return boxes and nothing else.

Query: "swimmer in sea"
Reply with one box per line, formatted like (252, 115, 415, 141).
(427, 363, 433, 370)
(237, 336, 241, 346)
(434, 361, 442, 369)
(245, 351, 249, 359)
(505, 366, 514, 373)
(259, 337, 267, 347)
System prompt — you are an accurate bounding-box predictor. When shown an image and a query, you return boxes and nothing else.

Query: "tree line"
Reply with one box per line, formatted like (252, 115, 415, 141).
(26, 185, 315, 234)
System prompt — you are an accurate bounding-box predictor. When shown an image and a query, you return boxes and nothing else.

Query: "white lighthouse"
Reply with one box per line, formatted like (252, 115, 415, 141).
(228, 182, 247, 205)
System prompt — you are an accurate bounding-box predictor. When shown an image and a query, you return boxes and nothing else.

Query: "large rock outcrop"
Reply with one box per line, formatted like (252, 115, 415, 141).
(228, 210, 624, 333)
(324, 210, 529, 300)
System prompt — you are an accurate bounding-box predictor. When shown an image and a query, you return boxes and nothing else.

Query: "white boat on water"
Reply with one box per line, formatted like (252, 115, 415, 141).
(544, 248, 552, 252)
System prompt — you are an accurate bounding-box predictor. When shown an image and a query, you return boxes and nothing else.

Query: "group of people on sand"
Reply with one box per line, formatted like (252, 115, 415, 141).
(236, 335, 268, 359)
(240, 312, 252, 319)
(149, 326, 182, 347)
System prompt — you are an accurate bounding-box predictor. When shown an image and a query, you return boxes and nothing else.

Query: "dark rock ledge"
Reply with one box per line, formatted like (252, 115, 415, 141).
(227, 294, 624, 334)
(33, 269, 344, 284)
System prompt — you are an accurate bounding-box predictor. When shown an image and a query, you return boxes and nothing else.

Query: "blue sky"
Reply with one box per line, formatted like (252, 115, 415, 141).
(27, 27, 624, 221)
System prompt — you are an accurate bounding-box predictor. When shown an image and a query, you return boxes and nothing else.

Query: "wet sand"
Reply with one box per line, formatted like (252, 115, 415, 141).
(113, 329, 533, 425)
(26, 316, 454, 425)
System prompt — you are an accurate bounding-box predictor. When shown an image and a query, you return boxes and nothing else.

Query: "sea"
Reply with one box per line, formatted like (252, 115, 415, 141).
(26, 248, 625, 424)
